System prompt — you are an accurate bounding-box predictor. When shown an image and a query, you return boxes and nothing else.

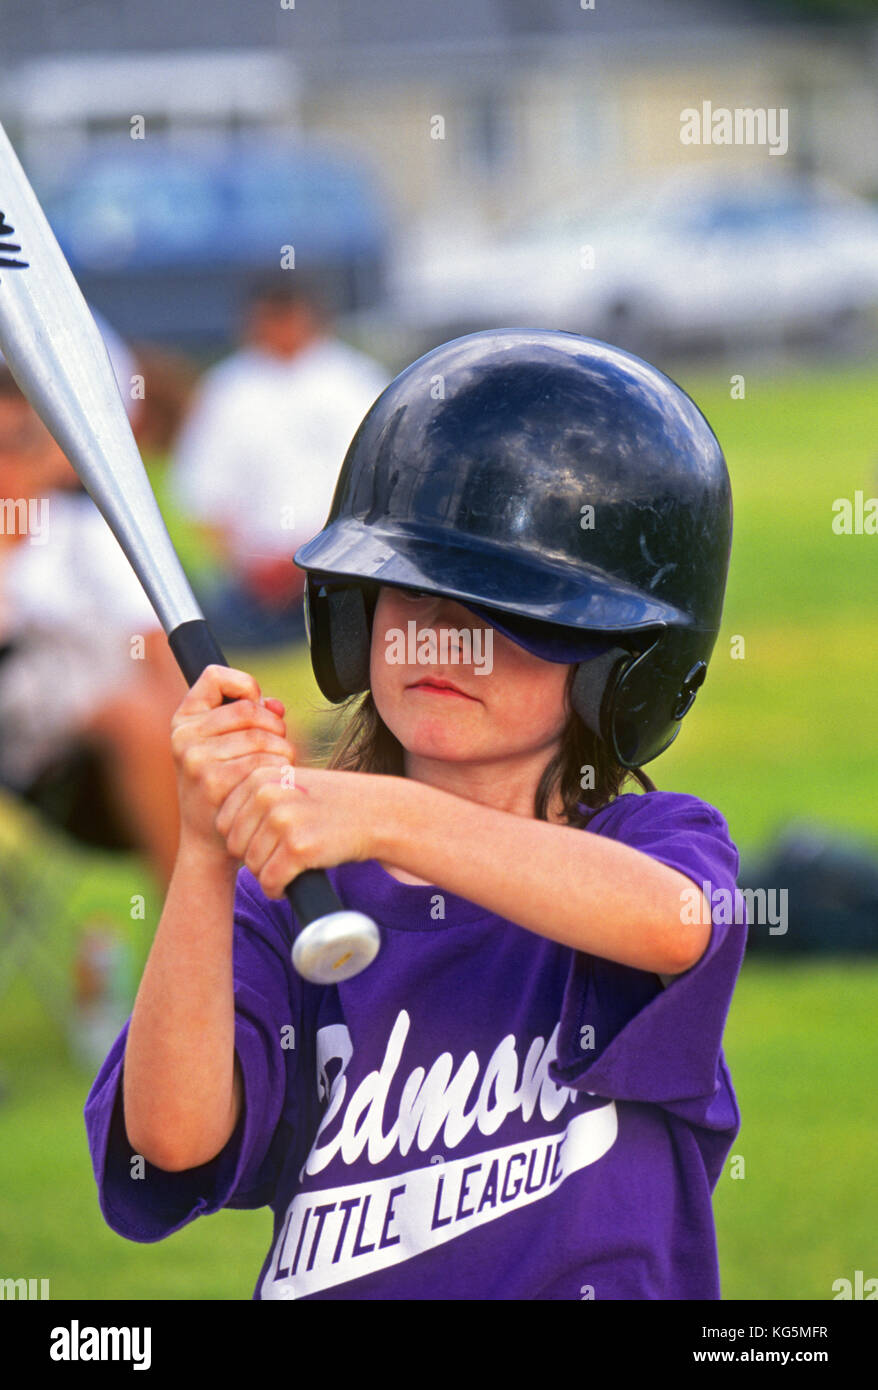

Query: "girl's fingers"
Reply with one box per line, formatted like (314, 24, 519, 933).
(223, 778, 285, 860)
(256, 836, 305, 900)
(180, 729, 293, 772)
(225, 797, 274, 863)
(242, 817, 289, 885)
(215, 765, 290, 846)
(174, 696, 287, 741)
(200, 752, 292, 813)
(174, 664, 262, 717)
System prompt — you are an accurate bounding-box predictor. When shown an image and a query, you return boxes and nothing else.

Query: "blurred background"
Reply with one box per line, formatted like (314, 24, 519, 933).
(0, 0, 876, 1301)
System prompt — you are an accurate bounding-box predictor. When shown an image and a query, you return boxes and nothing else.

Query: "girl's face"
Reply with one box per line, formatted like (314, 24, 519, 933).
(369, 585, 571, 773)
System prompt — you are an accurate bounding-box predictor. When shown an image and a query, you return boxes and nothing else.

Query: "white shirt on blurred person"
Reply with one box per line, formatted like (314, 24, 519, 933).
(170, 288, 389, 591)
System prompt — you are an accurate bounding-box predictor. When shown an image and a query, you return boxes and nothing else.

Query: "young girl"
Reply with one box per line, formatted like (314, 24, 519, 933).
(85, 330, 744, 1300)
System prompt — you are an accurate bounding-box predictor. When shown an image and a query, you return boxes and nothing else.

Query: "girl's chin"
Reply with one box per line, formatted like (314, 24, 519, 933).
(401, 736, 484, 763)
(390, 719, 488, 762)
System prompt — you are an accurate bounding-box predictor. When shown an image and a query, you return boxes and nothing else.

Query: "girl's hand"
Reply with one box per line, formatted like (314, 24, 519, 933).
(170, 664, 295, 860)
(214, 763, 385, 899)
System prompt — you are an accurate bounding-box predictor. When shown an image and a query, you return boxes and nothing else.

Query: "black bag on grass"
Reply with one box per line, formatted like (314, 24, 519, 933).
(740, 824, 878, 954)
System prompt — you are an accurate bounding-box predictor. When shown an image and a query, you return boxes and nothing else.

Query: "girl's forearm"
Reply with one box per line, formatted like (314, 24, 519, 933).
(374, 777, 709, 975)
(122, 838, 242, 1172)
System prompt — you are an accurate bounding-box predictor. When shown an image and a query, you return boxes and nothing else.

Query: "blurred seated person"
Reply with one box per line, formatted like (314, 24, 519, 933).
(0, 348, 185, 890)
(169, 274, 389, 649)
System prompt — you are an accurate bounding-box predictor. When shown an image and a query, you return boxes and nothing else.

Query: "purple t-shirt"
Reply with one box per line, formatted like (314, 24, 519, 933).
(84, 790, 745, 1300)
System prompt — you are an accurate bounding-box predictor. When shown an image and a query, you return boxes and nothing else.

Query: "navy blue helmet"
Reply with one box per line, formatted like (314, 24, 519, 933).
(295, 329, 732, 768)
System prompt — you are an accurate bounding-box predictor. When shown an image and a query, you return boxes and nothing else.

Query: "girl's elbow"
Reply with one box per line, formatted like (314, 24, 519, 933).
(124, 1115, 184, 1172)
(126, 1129, 223, 1173)
(664, 916, 711, 976)
(124, 1107, 230, 1173)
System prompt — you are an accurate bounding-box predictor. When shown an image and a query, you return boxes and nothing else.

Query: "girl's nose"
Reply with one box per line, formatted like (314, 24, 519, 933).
(408, 590, 478, 625)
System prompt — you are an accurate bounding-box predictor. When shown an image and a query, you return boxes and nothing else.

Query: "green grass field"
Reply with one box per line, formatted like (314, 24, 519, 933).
(1, 359, 876, 1300)
(659, 360, 878, 854)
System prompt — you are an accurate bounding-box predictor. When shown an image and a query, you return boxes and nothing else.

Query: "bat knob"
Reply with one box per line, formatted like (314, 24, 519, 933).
(291, 910, 381, 984)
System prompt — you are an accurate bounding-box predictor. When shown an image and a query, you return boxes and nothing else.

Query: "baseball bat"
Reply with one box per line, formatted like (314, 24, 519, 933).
(0, 119, 379, 985)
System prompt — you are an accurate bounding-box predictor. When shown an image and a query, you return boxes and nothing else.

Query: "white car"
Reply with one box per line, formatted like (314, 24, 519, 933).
(388, 171, 878, 355)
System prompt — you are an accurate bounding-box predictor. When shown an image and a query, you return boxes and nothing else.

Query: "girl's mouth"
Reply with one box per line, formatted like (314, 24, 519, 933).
(406, 678, 479, 701)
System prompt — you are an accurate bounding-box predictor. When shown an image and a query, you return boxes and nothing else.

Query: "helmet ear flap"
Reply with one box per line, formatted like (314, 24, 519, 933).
(329, 586, 373, 695)
(570, 646, 631, 751)
(584, 633, 704, 769)
(305, 579, 374, 701)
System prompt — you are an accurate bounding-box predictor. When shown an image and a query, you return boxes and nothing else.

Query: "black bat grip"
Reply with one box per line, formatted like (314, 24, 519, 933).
(167, 617, 348, 931)
(168, 617, 229, 686)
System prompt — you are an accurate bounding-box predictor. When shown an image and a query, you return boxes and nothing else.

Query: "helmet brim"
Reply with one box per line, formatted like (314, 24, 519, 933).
(295, 519, 690, 634)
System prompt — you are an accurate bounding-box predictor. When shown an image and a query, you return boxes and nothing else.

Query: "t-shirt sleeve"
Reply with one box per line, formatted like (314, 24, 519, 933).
(83, 873, 298, 1242)
(548, 792, 746, 1130)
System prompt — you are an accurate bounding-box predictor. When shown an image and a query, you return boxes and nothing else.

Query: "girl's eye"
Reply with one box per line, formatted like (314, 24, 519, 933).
(399, 588, 430, 603)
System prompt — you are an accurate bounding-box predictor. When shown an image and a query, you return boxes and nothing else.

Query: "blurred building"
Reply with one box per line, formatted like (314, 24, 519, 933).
(1, 1, 876, 207)
(1, 0, 876, 351)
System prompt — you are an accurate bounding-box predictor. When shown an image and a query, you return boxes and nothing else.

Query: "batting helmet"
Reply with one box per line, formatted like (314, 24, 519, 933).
(294, 329, 732, 769)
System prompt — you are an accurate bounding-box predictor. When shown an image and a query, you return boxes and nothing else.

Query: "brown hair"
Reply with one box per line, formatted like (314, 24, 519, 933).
(244, 270, 332, 321)
(323, 663, 655, 826)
